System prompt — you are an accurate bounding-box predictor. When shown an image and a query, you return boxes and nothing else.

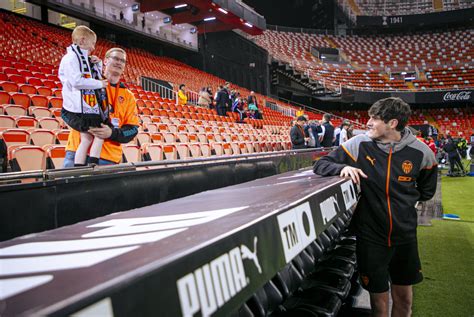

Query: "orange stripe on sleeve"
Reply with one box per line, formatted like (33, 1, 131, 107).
(341, 145, 356, 162)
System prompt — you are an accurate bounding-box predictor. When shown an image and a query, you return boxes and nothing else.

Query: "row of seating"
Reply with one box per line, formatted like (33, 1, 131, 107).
(231, 210, 360, 317)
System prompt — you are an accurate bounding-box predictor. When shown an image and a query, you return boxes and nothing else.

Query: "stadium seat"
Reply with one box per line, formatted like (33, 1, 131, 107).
(0, 115, 16, 128)
(10, 145, 46, 171)
(30, 129, 56, 147)
(38, 117, 60, 130)
(54, 129, 70, 145)
(122, 144, 141, 163)
(44, 144, 66, 169)
(3, 104, 27, 116)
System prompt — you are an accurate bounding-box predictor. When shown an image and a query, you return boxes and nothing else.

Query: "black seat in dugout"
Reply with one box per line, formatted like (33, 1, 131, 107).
(325, 224, 341, 243)
(230, 303, 255, 317)
(246, 280, 283, 317)
(292, 250, 317, 278)
(300, 270, 351, 299)
(274, 263, 342, 317)
(272, 263, 304, 300)
(314, 257, 355, 279)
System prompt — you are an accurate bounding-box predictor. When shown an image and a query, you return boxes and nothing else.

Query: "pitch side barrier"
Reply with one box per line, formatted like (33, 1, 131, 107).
(0, 148, 332, 241)
(0, 168, 358, 316)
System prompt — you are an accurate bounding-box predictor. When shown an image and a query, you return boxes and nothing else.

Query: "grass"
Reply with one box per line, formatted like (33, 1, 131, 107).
(413, 171, 474, 317)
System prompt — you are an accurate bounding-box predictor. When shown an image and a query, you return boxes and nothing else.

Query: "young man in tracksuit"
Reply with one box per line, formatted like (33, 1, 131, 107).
(314, 97, 437, 317)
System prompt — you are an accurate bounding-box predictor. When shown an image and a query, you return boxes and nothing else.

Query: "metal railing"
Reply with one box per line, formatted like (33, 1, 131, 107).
(0, 149, 326, 184)
(272, 96, 366, 129)
(141, 77, 176, 101)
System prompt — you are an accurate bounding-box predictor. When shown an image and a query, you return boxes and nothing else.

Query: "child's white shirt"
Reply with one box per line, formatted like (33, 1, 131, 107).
(58, 45, 103, 114)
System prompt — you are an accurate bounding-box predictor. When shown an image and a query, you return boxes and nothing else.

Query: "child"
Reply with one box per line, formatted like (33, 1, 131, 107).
(59, 26, 109, 166)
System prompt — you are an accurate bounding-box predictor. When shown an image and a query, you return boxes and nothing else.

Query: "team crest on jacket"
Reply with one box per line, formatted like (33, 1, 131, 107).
(118, 96, 125, 103)
(402, 160, 413, 174)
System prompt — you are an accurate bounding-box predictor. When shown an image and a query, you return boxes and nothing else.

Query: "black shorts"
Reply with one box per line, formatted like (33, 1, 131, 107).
(356, 239, 423, 293)
(61, 108, 109, 132)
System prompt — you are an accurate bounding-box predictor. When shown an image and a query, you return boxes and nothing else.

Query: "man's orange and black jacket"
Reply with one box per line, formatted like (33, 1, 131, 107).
(314, 128, 437, 247)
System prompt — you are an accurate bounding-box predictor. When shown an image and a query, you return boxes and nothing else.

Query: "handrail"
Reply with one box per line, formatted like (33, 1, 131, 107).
(0, 148, 330, 184)
(273, 95, 366, 129)
(343, 85, 474, 92)
(141, 77, 176, 101)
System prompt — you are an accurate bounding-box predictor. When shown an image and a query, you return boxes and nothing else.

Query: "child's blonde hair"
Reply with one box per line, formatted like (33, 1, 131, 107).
(72, 25, 96, 44)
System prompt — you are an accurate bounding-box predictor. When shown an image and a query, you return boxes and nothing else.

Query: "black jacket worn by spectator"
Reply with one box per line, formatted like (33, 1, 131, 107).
(215, 90, 229, 109)
(321, 121, 335, 147)
(291, 124, 307, 149)
(314, 128, 437, 247)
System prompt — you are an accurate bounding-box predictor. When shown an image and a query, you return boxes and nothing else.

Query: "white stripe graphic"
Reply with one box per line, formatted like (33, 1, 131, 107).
(0, 229, 185, 256)
(0, 247, 137, 276)
(0, 275, 53, 301)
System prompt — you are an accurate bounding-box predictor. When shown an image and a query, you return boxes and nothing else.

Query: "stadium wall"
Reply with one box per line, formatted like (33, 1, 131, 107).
(199, 31, 269, 95)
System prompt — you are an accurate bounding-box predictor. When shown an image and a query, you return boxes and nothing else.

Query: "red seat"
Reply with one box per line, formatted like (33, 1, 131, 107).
(30, 95, 49, 108)
(7, 74, 26, 84)
(10, 93, 31, 109)
(36, 86, 53, 96)
(28, 77, 43, 86)
(0, 81, 19, 92)
(44, 144, 66, 169)
(0, 91, 11, 104)
(49, 97, 63, 108)
(19, 84, 37, 94)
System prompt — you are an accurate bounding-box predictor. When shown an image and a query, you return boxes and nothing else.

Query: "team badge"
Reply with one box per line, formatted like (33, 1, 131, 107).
(402, 160, 413, 174)
(118, 96, 125, 104)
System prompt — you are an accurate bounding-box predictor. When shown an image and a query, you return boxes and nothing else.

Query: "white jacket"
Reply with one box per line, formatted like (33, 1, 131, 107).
(58, 45, 103, 114)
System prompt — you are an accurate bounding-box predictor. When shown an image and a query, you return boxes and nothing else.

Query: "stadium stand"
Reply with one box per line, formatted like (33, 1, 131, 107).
(338, 0, 473, 18)
(0, 11, 308, 172)
(252, 28, 474, 91)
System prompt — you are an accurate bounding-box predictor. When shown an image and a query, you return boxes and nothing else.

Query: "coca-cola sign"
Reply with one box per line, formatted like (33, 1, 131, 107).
(443, 91, 472, 102)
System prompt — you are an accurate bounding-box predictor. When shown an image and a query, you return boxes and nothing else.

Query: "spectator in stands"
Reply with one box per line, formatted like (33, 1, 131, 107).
(177, 84, 187, 105)
(247, 91, 258, 109)
(314, 97, 437, 317)
(231, 94, 245, 121)
(296, 107, 304, 117)
(320, 113, 335, 147)
(304, 120, 319, 148)
(291, 116, 309, 149)
(198, 87, 211, 108)
(339, 121, 350, 145)
(207, 86, 214, 109)
(119, 11, 124, 21)
(141, 16, 145, 29)
(63, 47, 139, 167)
(59, 26, 109, 167)
(215, 85, 229, 116)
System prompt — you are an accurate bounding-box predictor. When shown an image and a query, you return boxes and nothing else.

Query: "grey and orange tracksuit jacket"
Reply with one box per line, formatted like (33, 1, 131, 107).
(314, 128, 437, 247)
